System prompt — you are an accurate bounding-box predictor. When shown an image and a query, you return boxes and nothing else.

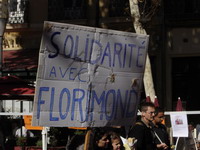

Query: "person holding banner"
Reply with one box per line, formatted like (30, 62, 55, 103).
(152, 107, 170, 150)
(128, 102, 157, 150)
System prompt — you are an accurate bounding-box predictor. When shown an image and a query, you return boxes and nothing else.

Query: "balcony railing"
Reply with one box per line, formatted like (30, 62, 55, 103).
(164, 0, 200, 20)
(48, 0, 86, 20)
(8, 0, 29, 24)
(109, 0, 130, 17)
(48, 0, 130, 21)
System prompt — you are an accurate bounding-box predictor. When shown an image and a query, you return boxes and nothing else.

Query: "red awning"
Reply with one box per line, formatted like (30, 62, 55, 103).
(0, 75, 35, 100)
(3, 49, 38, 70)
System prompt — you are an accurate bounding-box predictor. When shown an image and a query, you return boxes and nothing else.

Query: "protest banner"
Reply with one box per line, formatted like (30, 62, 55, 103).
(32, 21, 149, 127)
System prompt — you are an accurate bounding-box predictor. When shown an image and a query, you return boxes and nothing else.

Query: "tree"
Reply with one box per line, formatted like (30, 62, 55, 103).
(129, 0, 160, 101)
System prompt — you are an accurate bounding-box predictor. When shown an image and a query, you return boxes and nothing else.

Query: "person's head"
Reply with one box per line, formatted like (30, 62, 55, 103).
(188, 122, 195, 131)
(93, 127, 110, 149)
(153, 107, 165, 125)
(140, 102, 155, 124)
(110, 132, 122, 150)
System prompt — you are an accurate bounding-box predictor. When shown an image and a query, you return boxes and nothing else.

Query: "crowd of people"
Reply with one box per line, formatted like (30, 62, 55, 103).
(66, 102, 171, 150)
(66, 127, 126, 150)
(128, 102, 170, 150)
(0, 102, 171, 150)
(0, 102, 172, 150)
(1, 101, 198, 150)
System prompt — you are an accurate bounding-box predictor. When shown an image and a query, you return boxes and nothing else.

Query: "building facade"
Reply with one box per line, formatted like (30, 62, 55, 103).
(2, 0, 200, 120)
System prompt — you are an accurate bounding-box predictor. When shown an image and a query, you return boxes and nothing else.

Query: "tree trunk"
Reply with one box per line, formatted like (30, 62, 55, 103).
(129, 0, 156, 101)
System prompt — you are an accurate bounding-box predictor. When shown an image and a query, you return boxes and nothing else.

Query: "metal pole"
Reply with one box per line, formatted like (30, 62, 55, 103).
(42, 127, 47, 150)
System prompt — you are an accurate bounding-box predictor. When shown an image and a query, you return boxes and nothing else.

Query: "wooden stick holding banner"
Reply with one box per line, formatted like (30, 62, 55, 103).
(154, 131, 163, 144)
(84, 129, 91, 150)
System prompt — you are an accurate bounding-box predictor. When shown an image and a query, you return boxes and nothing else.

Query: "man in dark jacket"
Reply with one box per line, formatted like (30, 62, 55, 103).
(152, 107, 171, 150)
(128, 102, 157, 150)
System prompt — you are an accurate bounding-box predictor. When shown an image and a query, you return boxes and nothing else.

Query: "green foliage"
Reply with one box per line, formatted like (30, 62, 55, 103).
(16, 137, 27, 146)
(36, 139, 42, 147)
(48, 127, 69, 147)
(74, 130, 85, 135)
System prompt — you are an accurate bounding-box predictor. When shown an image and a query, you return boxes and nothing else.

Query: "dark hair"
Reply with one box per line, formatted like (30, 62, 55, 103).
(154, 107, 164, 116)
(110, 131, 121, 142)
(89, 127, 110, 150)
(93, 127, 109, 142)
(140, 102, 155, 112)
(109, 131, 124, 150)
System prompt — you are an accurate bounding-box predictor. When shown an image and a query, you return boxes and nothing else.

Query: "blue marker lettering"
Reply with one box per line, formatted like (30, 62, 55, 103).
(50, 87, 59, 121)
(128, 44, 136, 68)
(37, 87, 49, 119)
(137, 44, 145, 68)
(101, 42, 111, 67)
(49, 32, 60, 58)
(113, 43, 122, 68)
(71, 89, 85, 121)
(84, 34, 90, 61)
(126, 90, 137, 117)
(91, 90, 105, 121)
(123, 43, 127, 68)
(59, 88, 71, 120)
(69, 67, 77, 81)
(74, 35, 79, 58)
(114, 89, 128, 119)
(90, 39, 103, 64)
(78, 68, 87, 82)
(49, 66, 57, 78)
(59, 66, 70, 78)
(64, 35, 74, 58)
(105, 89, 116, 120)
